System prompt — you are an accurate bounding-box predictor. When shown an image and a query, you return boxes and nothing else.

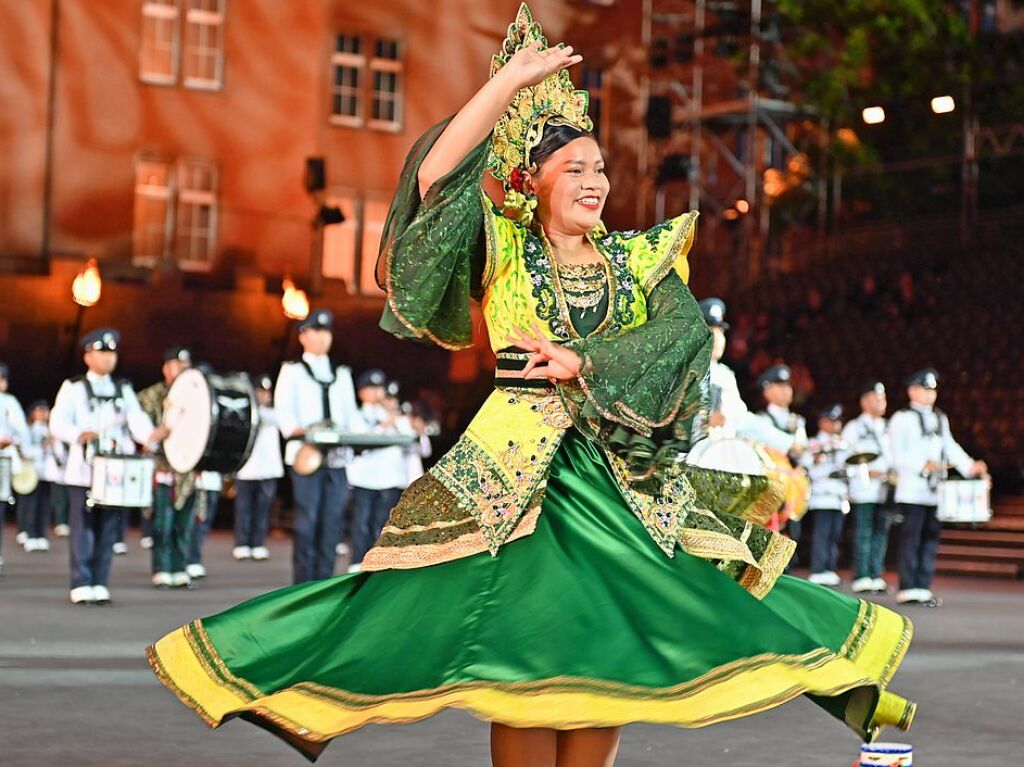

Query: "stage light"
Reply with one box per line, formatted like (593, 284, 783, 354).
(735, 199, 750, 214)
(723, 208, 740, 221)
(862, 106, 885, 125)
(931, 95, 955, 114)
(281, 276, 310, 321)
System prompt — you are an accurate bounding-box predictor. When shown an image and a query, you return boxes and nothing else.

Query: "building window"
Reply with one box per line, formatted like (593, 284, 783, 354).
(132, 159, 175, 266)
(321, 195, 361, 290)
(330, 33, 403, 131)
(176, 159, 218, 269)
(183, 0, 225, 90)
(369, 38, 403, 131)
(140, 0, 180, 85)
(330, 35, 366, 127)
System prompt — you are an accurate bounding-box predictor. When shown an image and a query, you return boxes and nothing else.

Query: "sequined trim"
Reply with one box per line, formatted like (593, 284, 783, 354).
(739, 532, 796, 599)
(640, 211, 699, 294)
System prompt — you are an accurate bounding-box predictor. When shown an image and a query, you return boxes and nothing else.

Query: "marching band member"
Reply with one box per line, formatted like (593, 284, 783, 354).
(738, 364, 808, 455)
(889, 368, 987, 606)
(347, 373, 414, 572)
(699, 298, 748, 438)
(802, 404, 850, 587)
(0, 361, 30, 573)
(275, 309, 362, 583)
(19, 400, 56, 553)
(232, 375, 283, 562)
(50, 329, 166, 604)
(138, 346, 196, 589)
(842, 381, 894, 594)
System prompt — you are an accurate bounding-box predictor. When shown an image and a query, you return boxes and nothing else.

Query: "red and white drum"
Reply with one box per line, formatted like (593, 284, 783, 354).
(936, 478, 992, 524)
(89, 454, 154, 508)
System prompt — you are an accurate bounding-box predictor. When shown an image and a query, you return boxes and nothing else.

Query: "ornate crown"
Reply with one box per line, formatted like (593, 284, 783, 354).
(487, 3, 592, 189)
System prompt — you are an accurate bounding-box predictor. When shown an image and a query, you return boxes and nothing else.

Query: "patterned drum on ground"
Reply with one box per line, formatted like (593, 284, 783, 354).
(89, 454, 155, 508)
(860, 741, 913, 766)
(0, 455, 11, 503)
(937, 478, 992, 523)
(683, 438, 785, 528)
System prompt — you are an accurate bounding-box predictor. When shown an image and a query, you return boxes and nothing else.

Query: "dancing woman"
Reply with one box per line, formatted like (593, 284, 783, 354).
(148, 6, 915, 764)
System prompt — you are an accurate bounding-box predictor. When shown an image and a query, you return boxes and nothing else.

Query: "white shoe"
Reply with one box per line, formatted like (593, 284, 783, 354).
(851, 577, 875, 593)
(54, 523, 70, 537)
(825, 570, 842, 586)
(346, 563, 362, 574)
(15, 531, 29, 545)
(186, 563, 206, 579)
(70, 585, 95, 604)
(919, 588, 934, 602)
(232, 546, 252, 561)
(250, 546, 269, 561)
(140, 536, 153, 550)
(112, 542, 128, 555)
(92, 585, 111, 604)
(872, 577, 889, 593)
(896, 588, 923, 604)
(808, 572, 836, 586)
(336, 542, 351, 557)
(37, 538, 50, 551)
(170, 571, 191, 588)
(23, 538, 38, 552)
(0, 555, 4, 575)
(152, 572, 172, 588)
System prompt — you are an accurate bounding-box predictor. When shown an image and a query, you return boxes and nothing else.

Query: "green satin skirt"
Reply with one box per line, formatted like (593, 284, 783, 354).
(148, 431, 915, 761)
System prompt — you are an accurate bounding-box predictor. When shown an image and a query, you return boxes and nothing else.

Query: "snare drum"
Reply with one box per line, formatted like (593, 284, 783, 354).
(0, 455, 12, 503)
(164, 368, 258, 474)
(860, 742, 913, 766)
(89, 454, 154, 508)
(936, 478, 992, 523)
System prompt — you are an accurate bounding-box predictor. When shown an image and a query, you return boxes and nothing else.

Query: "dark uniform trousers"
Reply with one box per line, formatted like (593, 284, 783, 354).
(18, 481, 52, 538)
(152, 484, 194, 575)
(289, 467, 349, 583)
(67, 486, 122, 588)
(852, 502, 891, 580)
(234, 479, 277, 549)
(897, 503, 942, 590)
(351, 486, 402, 566)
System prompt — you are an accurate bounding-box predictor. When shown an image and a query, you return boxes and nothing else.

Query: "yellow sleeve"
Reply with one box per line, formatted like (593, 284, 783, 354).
(619, 210, 699, 292)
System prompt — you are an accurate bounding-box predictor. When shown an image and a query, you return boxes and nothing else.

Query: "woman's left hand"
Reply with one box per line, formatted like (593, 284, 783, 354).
(507, 323, 582, 383)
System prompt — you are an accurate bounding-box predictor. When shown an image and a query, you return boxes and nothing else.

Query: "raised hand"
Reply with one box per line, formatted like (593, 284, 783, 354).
(502, 40, 583, 90)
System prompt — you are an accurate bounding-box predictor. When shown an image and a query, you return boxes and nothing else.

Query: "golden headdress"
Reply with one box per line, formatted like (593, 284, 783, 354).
(487, 3, 593, 193)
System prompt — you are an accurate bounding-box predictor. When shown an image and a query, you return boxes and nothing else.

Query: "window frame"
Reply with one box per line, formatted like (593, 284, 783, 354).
(132, 156, 176, 267)
(329, 31, 405, 132)
(329, 35, 368, 128)
(139, 0, 181, 86)
(174, 157, 219, 271)
(182, 0, 226, 91)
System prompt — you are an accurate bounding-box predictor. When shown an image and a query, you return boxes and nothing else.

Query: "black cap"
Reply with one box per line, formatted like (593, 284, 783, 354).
(164, 346, 193, 363)
(819, 403, 844, 421)
(757, 364, 792, 389)
(0, 362, 8, 379)
(298, 309, 334, 332)
(699, 298, 730, 329)
(356, 369, 387, 390)
(253, 373, 273, 391)
(81, 328, 120, 352)
(28, 399, 50, 412)
(858, 380, 886, 398)
(905, 368, 939, 390)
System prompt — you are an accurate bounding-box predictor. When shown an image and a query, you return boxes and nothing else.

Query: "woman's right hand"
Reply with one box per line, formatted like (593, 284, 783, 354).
(500, 41, 582, 90)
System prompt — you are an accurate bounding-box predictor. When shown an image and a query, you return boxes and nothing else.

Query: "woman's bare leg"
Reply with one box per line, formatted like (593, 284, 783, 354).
(491, 723, 558, 767)
(555, 727, 621, 767)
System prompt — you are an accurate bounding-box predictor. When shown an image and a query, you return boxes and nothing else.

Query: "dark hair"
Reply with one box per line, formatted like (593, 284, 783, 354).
(529, 122, 595, 171)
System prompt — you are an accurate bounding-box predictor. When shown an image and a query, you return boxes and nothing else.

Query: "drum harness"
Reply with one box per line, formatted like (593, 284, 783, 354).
(901, 406, 948, 490)
(75, 375, 130, 458)
(298, 360, 335, 424)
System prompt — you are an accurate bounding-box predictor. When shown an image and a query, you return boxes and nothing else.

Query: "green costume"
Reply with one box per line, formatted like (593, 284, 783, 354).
(147, 120, 915, 761)
(147, 7, 914, 760)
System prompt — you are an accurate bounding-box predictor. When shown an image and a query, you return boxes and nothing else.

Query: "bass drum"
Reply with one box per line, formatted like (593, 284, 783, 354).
(163, 368, 258, 474)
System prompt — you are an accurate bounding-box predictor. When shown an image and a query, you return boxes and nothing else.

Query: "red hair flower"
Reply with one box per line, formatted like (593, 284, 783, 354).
(508, 166, 526, 193)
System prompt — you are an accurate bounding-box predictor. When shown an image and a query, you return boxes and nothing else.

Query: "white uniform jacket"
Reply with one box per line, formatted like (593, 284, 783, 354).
(274, 353, 363, 467)
(738, 404, 807, 454)
(841, 414, 891, 505)
(49, 373, 155, 488)
(889, 404, 975, 506)
(708, 360, 749, 439)
(235, 405, 285, 481)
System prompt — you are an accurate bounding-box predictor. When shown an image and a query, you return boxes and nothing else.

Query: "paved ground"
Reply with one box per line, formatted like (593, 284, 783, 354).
(1, 524, 1022, 767)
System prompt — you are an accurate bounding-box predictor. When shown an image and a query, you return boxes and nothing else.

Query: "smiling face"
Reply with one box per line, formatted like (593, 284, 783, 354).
(528, 136, 609, 237)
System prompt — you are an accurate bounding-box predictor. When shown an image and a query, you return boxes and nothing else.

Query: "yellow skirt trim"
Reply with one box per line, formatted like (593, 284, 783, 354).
(147, 612, 914, 759)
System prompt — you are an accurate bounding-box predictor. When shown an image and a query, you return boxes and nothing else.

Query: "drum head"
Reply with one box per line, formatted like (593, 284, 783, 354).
(163, 368, 213, 474)
(686, 438, 767, 476)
